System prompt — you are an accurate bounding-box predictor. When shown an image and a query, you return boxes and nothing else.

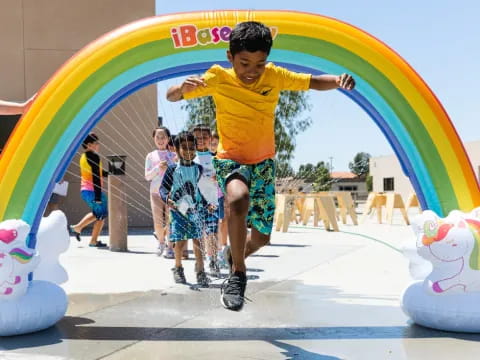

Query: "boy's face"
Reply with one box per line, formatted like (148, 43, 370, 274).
(86, 141, 99, 152)
(193, 129, 211, 151)
(177, 140, 196, 161)
(227, 50, 268, 85)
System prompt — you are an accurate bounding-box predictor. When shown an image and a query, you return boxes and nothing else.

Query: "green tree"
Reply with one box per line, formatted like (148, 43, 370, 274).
(366, 174, 373, 192)
(182, 96, 216, 131)
(274, 91, 312, 163)
(276, 161, 295, 178)
(349, 152, 371, 177)
(297, 163, 316, 182)
(296, 161, 332, 191)
(311, 161, 332, 191)
(182, 91, 312, 164)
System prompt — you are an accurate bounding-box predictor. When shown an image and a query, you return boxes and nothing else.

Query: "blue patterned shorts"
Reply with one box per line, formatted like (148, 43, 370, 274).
(213, 158, 276, 235)
(81, 191, 108, 220)
(169, 210, 202, 242)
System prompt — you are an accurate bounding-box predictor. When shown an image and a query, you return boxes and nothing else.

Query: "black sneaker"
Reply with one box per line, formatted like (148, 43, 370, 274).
(69, 225, 81, 242)
(221, 271, 247, 311)
(209, 259, 221, 278)
(172, 266, 186, 284)
(196, 270, 210, 288)
(223, 245, 233, 275)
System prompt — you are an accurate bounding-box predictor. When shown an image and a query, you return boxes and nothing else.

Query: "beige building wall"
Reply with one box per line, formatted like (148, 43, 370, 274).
(0, 0, 157, 228)
(370, 140, 480, 203)
(330, 180, 368, 201)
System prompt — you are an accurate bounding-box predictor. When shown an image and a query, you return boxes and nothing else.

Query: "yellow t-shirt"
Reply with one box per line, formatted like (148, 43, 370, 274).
(183, 63, 311, 164)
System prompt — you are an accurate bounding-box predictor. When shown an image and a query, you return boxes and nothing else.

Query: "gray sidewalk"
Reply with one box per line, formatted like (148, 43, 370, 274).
(2, 214, 480, 359)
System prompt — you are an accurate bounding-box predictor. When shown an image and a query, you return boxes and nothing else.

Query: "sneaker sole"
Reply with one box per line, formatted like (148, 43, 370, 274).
(220, 294, 244, 312)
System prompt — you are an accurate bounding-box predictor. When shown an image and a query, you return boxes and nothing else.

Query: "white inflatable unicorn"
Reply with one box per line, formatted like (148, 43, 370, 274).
(0, 219, 39, 299)
(0, 216, 68, 336)
(412, 209, 480, 294)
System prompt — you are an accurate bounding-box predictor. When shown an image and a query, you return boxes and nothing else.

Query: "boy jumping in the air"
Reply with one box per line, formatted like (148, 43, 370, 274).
(167, 21, 355, 311)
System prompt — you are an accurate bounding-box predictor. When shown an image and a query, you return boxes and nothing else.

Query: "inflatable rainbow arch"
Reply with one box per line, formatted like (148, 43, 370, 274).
(1, 10, 479, 246)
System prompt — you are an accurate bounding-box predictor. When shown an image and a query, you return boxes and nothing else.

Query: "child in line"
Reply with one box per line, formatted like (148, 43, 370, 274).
(167, 21, 355, 311)
(159, 131, 214, 286)
(70, 133, 108, 247)
(210, 131, 228, 268)
(0, 95, 35, 115)
(167, 135, 190, 260)
(191, 125, 221, 276)
(145, 126, 176, 257)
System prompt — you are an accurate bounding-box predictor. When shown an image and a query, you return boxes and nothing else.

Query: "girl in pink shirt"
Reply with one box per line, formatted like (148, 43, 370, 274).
(145, 126, 176, 256)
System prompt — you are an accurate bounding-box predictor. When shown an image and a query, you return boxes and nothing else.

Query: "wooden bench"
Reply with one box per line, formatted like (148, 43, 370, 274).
(334, 191, 358, 225)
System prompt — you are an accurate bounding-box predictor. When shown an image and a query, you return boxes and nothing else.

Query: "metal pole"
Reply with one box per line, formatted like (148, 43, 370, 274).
(107, 155, 128, 252)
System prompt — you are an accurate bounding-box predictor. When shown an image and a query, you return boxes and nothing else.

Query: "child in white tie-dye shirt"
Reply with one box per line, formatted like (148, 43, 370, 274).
(145, 126, 176, 257)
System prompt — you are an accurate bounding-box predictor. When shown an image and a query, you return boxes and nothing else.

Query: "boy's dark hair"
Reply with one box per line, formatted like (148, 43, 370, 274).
(174, 131, 196, 151)
(212, 130, 219, 139)
(152, 126, 171, 139)
(190, 124, 212, 135)
(82, 133, 98, 149)
(229, 21, 273, 56)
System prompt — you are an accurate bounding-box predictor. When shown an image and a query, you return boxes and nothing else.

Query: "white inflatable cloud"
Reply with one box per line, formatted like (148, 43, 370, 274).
(34, 210, 70, 284)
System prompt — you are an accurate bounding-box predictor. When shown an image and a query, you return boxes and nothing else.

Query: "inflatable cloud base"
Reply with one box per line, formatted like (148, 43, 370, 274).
(402, 281, 480, 333)
(0, 280, 67, 336)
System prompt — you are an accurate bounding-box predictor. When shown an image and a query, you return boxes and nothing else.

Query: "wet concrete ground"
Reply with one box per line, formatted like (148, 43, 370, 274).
(2, 215, 480, 359)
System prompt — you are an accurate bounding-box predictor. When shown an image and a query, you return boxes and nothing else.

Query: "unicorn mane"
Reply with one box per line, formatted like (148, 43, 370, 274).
(466, 219, 480, 270)
(9, 248, 34, 264)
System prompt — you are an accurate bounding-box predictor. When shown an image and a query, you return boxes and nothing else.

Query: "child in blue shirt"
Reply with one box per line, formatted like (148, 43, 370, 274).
(160, 131, 214, 287)
(191, 125, 221, 277)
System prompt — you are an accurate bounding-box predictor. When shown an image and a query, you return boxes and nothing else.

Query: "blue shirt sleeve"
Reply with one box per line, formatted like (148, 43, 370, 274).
(159, 164, 176, 202)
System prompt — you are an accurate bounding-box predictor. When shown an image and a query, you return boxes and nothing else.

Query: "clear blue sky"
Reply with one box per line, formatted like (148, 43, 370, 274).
(155, 1, 479, 172)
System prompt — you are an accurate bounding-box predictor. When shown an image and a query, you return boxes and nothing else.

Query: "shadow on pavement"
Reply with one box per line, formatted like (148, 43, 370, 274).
(4, 315, 480, 350)
(269, 339, 342, 360)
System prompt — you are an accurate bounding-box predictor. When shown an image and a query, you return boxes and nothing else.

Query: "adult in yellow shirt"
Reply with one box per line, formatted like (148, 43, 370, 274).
(167, 21, 355, 312)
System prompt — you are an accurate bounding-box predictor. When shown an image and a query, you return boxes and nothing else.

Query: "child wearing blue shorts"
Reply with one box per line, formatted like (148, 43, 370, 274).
(192, 125, 223, 277)
(160, 131, 216, 287)
(69, 133, 108, 248)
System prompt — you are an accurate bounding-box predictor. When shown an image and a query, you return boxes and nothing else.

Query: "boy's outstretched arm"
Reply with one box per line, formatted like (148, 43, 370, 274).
(166, 76, 206, 102)
(309, 73, 355, 91)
